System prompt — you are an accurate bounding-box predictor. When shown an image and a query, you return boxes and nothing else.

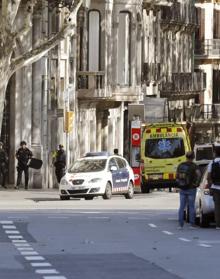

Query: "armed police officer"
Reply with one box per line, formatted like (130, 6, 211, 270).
(53, 144, 66, 183)
(0, 142, 8, 188)
(15, 141, 33, 190)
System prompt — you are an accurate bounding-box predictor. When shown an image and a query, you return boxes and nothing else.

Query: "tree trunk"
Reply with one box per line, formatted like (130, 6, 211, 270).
(0, 77, 8, 136)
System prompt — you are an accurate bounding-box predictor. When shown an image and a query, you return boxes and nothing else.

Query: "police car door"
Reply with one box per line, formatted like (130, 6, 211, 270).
(115, 157, 129, 190)
(108, 158, 121, 190)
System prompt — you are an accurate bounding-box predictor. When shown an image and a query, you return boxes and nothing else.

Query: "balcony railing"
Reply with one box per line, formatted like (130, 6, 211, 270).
(160, 71, 206, 100)
(192, 104, 220, 122)
(160, 2, 196, 25)
(195, 39, 220, 56)
(77, 71, 107, 98)
(143, 63, 161, 83)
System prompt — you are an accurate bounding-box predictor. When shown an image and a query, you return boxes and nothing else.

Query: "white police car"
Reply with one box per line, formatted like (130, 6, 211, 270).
(59, 152, 135, 200)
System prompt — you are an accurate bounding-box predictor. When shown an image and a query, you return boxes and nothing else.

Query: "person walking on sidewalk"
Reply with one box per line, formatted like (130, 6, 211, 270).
(176, 151, 201, 228)
(53, 144, 66, 183)
(15, 141, 33, 190)
(208, 145, 220, 230)
(0, 142, 8, 189)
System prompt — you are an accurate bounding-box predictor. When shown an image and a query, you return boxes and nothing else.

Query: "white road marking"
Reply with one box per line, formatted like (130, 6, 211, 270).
(13, 243, 30, 247)
(88, 217, 110, 219)
(48, 217, 69, 219)
(20, 251, 39, 256)
(2, 225, 16, 229)
(43, 277, 67, 279)
(5, 230, 20, 234)
(148, 223, 157, 228)
(127, 217, 150, 220)
(25, 256, 45, 261)
(12, 239, 27, 243)
(199, 240, 220, 244)
(178, 238, 191, 242)
(8, 235, 23, 239)
(0, 221, 13, 224)
(31, 263, 52, 267)
(198, 244, 212, 248)
(162, 231, 174, 235)
(81, 211, 101, 214)
(17, 247, 34, 251)
(35, 269, 59, 274)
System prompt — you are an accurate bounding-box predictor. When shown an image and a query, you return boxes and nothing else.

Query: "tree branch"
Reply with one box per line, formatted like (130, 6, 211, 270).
(10, 23, 74, 76)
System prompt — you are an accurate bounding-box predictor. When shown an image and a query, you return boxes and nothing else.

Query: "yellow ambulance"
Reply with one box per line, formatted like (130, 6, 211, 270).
(140, 123, 191, 193)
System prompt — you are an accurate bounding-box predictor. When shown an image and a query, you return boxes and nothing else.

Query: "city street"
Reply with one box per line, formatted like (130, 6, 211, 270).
(0, 190, 219, 279)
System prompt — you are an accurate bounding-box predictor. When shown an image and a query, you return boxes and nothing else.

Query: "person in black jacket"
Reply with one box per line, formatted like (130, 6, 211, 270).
(53, 144, 66, 183)
(0, 142, 8, 188)
(15, 141, 33, 190)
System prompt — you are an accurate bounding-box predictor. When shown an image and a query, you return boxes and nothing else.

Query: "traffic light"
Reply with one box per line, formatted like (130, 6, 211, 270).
(64, 111, 74, 133)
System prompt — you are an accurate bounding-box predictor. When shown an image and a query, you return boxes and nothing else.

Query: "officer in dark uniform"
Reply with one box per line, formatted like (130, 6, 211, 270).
(53, 144, 66, 183)
(0, 142, 8, 188)
(15, 141, 33, 189)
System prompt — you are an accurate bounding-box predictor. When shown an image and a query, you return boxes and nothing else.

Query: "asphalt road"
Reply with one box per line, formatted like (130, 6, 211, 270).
(0, 190, 219, 279)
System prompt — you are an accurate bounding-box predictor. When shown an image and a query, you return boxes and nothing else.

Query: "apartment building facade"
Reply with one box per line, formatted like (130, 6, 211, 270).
(194, 0, 220, 142)
(1, 0, 205, 188)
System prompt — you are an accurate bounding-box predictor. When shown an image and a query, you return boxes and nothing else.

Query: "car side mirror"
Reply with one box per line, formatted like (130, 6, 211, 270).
(110, 165, 117, 172)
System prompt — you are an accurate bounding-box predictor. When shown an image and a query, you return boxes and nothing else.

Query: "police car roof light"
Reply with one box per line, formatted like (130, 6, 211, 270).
(84, 151, 111, 157)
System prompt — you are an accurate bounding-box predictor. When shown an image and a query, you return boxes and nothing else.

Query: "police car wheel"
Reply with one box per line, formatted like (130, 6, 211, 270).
(85, 196, 94, 200)
(103, 182, 112, 200)
(125, 182, 134, 199)
(60, 195, 70, 200)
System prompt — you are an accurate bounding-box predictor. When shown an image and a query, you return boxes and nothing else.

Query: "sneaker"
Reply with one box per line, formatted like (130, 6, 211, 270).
(189, 225, 197, 229)
(177, 226, 183, 230)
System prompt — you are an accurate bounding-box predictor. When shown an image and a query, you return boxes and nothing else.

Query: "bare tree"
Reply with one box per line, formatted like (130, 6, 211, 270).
(0, 0, 85, 134)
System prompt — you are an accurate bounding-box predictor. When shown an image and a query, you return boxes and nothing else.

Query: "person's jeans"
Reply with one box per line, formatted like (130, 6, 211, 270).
(212, 189, 220, 227)
(178, 188, 197, 227)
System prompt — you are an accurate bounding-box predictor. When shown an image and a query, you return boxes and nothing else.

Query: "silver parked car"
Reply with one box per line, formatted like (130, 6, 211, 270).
(195, 166, 215, 227)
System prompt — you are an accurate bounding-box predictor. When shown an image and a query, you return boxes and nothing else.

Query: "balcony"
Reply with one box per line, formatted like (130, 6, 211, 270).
(143, 63, 161, 84)
(192, 104, 220, 124)
(77, 71, 108, 99)
(195, 39, 220, 58)
(160, 71, 206, 100)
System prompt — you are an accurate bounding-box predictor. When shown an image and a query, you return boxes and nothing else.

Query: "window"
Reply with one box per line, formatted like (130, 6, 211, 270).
(69, 159, 107, 173)
(88, 10, 101, 71)
(108, 158, 118, 170)
(115, 157, 126, 169)
(145, 138, 185, 159)
(117, 12, 131, 86)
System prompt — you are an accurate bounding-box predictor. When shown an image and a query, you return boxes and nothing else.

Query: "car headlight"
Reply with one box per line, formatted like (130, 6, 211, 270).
(89, 178, 102, 183)
(60, 179, 69, 186)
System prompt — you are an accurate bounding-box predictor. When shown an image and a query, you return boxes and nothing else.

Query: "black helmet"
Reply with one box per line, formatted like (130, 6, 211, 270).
(20, 141, 27, 146)
(58, 144, 64, 149)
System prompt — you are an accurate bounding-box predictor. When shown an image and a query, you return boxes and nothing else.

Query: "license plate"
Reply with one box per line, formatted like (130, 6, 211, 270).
(71, 186, 84, 190)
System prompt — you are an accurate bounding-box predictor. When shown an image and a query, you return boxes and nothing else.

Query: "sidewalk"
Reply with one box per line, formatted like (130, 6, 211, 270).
(0, 186, 61, 210)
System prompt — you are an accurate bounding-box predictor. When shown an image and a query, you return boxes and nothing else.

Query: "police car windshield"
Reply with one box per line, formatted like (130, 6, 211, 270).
(195, 147, 213, 161)
(69, 159, 107, 173)
(145, 138, 185, 159)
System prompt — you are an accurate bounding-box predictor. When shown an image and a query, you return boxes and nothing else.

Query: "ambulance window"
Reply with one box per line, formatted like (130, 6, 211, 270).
(145, 138, 185, 159)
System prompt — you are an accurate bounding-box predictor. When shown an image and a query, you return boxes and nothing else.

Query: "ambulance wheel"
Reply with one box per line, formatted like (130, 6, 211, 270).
(125, 182, 134, 199)
(141, 183, 150, 193)
(103, 182, 112, 200)
(60, 195, 70, 200)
